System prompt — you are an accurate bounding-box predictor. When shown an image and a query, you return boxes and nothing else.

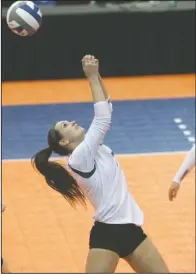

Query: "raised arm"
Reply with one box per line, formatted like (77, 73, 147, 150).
(68, 55, 112, 174)
(98, 73, 113, 113)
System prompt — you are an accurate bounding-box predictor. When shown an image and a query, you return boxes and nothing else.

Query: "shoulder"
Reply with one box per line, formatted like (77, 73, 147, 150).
(68, 145, 97, 177)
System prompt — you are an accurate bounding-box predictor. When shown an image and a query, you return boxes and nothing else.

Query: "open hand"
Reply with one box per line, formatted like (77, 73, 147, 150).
(82, 55, 99, 78)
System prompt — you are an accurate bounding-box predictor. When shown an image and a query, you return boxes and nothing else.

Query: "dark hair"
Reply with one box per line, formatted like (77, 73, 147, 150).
(31, 128, 86, 208)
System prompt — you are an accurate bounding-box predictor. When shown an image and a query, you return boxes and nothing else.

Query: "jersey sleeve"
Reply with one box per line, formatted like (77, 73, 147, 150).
(106, 96, 113, 113)
(68, 101, 112, 173)
(173, 143, 195, 183)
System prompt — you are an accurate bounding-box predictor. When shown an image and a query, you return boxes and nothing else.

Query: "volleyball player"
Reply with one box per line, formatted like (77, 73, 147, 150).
(32, 55, 169, 273)
(1, 201, 11, 273)
(169, 143, 195, 201)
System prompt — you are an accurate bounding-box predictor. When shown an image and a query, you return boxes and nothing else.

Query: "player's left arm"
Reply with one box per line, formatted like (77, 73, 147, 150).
(168, 144, 195, 201)
(173, 143, 195, 184)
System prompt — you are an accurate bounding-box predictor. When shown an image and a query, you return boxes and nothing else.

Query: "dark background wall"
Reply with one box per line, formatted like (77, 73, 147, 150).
(2, 5, 195, 81)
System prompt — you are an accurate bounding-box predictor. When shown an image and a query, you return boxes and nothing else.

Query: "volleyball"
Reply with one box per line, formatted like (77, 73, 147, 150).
(6, 1, 42, 36)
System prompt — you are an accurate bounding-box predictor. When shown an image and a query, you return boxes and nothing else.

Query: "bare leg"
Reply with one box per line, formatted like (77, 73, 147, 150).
(124, 237, 169, 273)
(85, 248, 119, 273)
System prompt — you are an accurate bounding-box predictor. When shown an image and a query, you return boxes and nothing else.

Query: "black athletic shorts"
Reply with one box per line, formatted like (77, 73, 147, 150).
(89, 221, 147, 258)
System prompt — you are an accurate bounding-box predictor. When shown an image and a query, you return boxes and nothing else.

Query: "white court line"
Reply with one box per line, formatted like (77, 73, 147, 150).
(2, 150, 188, 163)
(173, 118, 195, 143)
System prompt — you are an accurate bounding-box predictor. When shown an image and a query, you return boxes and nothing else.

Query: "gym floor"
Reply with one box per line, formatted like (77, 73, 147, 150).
(2, 74, 195, 272)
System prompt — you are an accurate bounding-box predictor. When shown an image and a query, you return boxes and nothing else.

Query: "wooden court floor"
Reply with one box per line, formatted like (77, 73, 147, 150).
(2, 154, 195, 273)
(2, 74, 195, 272)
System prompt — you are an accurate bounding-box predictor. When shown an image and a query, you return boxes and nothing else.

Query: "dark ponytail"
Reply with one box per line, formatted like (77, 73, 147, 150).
(31, 146, 86, 208)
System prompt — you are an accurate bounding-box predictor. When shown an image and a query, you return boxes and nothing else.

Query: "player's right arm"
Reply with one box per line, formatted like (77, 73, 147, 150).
(68, 55, 112, 174)
(168, 143, 195, 201)
(98, 73, 113, 113)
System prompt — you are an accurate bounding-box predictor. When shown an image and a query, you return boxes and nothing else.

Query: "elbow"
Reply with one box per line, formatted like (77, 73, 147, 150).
(107, 115, 112, 128)
(105, 117, 112, 132)
(95, 116, 112, 132)
(96, 109, 112, 121)
(105, 113, 112, 124)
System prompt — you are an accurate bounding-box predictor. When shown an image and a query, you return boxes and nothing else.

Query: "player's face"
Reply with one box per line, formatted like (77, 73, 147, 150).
(55, 120, 85, 144)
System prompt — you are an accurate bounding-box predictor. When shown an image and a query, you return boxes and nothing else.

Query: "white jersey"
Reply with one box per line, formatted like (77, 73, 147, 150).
(68, 100, 144, 225)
